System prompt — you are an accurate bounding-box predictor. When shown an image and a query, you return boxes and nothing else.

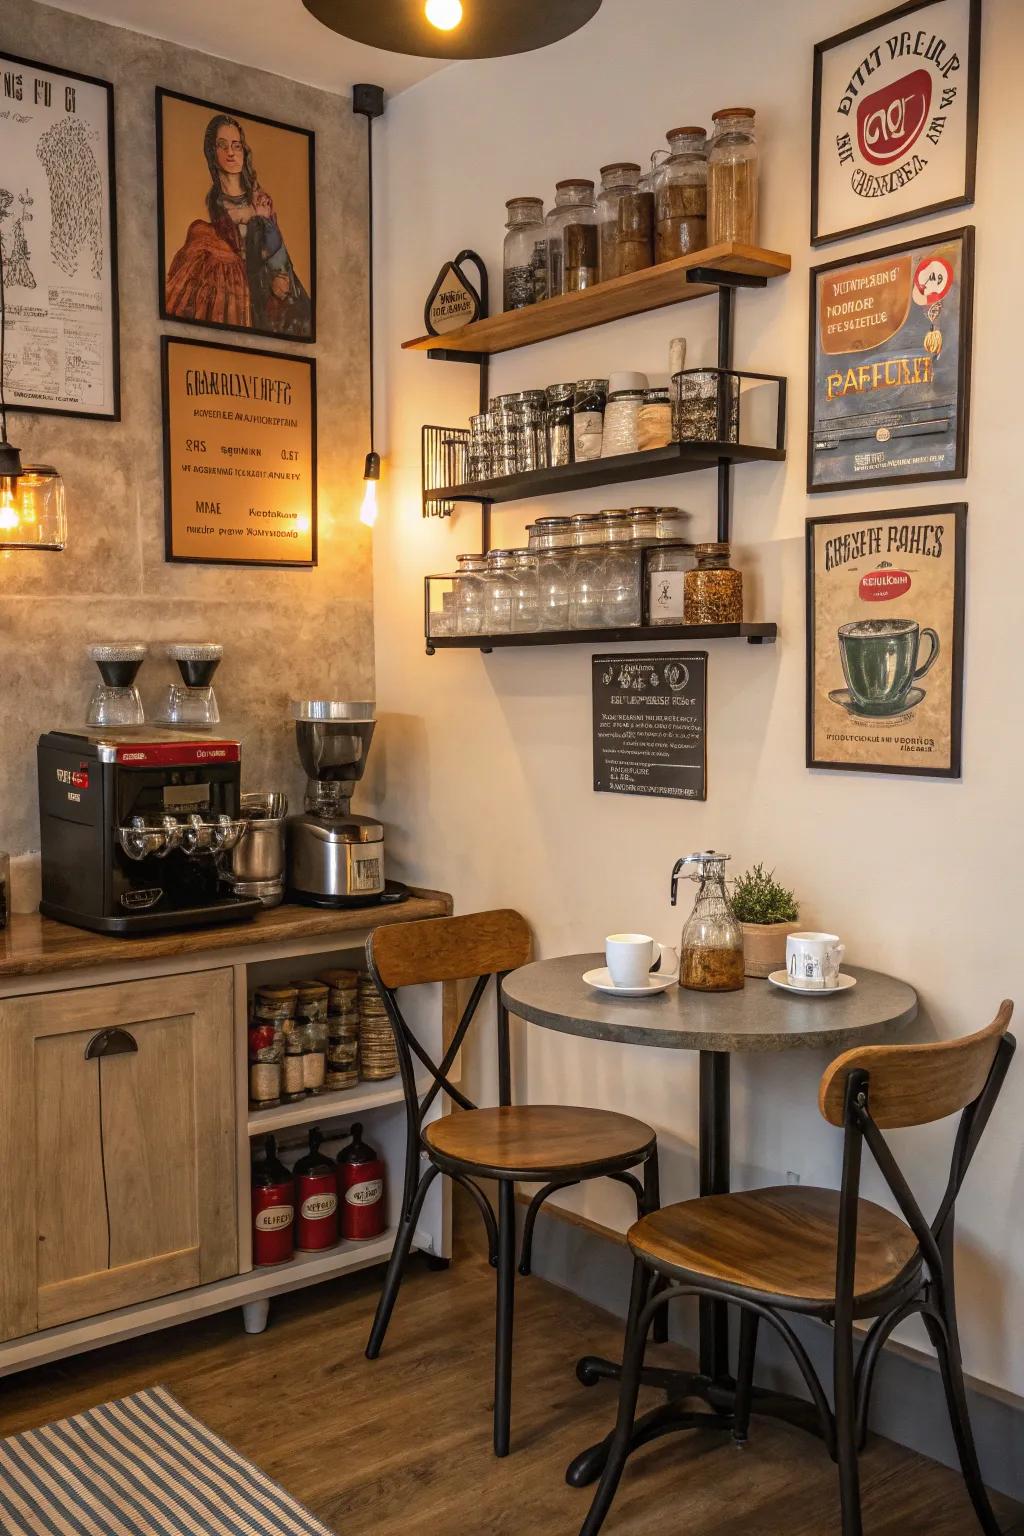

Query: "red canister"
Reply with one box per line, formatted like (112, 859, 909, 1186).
(294, 1127, 339, 1251)
(338, 1122, 386, 1241)
(251, 1134, 295, 1266)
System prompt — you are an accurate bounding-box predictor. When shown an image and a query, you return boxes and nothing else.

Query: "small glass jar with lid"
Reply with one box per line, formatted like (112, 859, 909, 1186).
(509, 550, 540, 633)
(598, 512, 641, 627)
(568, 513, 608, 630)
(299, 1013, 328, 1095)
(545, 382, 575, 468)
(601, 389, 644, 457)
(684, 542, 743, 625)
(707, 108, 758, 245)
(573, 379, 608, 461)
(484, 548, 518, 633)
(627, 507, 659, 545)
(455, 552, 488, 635)
(508, 390, 548, 472)
(529, 518, 572, 631)
(655, 127, 708, 261)
(597, 163, 653, 281)
(546, 180, 598, 296)
(503, 197, 545, 310)
(655, 506, 691, 542)
(637, 387, 672, 451)
(647, 546, 691, 625)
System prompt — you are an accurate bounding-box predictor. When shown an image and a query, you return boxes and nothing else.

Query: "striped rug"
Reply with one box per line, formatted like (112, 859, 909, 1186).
(0, 1384, 336, 1535)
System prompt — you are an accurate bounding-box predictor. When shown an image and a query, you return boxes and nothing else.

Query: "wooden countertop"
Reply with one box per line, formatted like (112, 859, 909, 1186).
(0, 889, 452, 979)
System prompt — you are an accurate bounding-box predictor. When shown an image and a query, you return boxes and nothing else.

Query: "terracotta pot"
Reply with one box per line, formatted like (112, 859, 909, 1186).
(740, 920, 801, 979)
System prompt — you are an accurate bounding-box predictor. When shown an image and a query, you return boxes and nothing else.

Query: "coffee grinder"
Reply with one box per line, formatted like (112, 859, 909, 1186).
(287, 701, 397, 906)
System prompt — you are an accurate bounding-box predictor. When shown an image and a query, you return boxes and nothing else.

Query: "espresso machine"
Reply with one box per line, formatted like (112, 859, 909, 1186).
(287, 701, 402, 906)
(37, 728, 263, 934)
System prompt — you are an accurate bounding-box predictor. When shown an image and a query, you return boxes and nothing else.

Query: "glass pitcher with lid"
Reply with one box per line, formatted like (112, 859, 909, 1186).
(670, 850, 745, 992)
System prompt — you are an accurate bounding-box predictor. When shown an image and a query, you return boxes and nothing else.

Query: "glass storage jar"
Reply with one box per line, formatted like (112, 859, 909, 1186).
(637, 387, 672, 450)
(455, 552, 488, 635)
(503, 197, 545, 310)
(510, 550, 540, 633)
(546, 179, 598, 296)
(684, 542, 743, 624)
(468, 412, 493, 482)
(598, 511, 641, 627)
(484, 548, 518, 632)
(597, 163, 653, 281)
(601, 389, 643, 457)
(672, 368, 740, 443)
(647, 545, 691, 624)
(488, 396, 521, 478)
(707, 108, 758, 245)
(655, 127, 708, 261)
(573, 378, 608, 461)
(545, 382, 575, 467)
(655, 506, 691, 542)
(509, 390, 547, 472)
(568, 513, 608, 630)
(628, 507, 659, 544)
(529, 518, 572, 631)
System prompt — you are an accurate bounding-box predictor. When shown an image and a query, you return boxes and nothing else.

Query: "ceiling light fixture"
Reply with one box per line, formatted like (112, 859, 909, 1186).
(0, 226, 66, 551)
(303, 0, 603, 60)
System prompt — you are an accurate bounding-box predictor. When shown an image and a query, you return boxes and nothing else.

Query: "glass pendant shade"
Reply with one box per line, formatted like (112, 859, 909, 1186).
(0, 464, 67, 551)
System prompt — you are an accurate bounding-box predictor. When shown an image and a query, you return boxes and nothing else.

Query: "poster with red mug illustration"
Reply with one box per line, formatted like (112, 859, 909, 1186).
(806, 503, 966, 778)
(811, 0, 980, 245)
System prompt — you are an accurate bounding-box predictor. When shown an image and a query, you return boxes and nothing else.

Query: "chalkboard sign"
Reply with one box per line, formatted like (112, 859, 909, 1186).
(592, 652, 707, 800)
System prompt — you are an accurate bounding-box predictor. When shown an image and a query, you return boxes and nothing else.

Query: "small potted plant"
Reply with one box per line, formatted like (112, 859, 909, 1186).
(730, 863, 800, 979)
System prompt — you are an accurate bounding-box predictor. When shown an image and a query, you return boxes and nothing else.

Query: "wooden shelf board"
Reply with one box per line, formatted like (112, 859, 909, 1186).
(427, 623, 778, 651)
(402, 244, 791, 356)
(428, 440, 784, 506)
(248, 1076, 428, 1135)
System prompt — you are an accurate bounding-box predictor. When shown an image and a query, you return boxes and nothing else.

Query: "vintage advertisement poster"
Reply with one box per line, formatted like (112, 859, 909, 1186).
(812, 0, 979, 245)
(806, 504, 965, 778)
(593, 653, 707, 801)
(808, 227, 972, 493)
(157, 89, 315, 342)
(162, 337, 317, 566)
(0, 54, 118, 418)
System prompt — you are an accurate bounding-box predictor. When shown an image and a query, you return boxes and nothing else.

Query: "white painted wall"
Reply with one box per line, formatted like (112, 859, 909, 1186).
(368, 0, 1024, 1396)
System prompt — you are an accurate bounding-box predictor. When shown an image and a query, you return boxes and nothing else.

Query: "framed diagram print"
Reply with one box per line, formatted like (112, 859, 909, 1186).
(811, 0, 981, 246)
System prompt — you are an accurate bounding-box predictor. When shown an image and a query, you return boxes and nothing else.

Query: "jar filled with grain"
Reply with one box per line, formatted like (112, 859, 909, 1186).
(503, 197, 545, 310)
(637, 387, 672, 451)
(684, 542, 743, 625)
(597, 163, 653, 281)
(546, 180, 599, 296)
(655, 127, 708, 261)
(707, 108, 758, 245)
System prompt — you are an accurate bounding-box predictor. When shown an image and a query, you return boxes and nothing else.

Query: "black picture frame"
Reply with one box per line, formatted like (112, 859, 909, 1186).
(161, 334, 318, 568)
(811, 0, 981, 247)
(805, 503, 966, 779)
(807, 225, 974, 495)
(0, 50, 120, 421)
(156, 87, 317, 344)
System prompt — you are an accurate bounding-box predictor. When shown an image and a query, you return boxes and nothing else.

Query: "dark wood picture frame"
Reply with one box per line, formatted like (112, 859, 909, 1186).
(156, 87, 317, 344)
(807, 225, 974, 495)
(811, 0, 981, 247)
(805, 502, 966, 779)
(0, 51, 120, 421)
(161, 334, 318, 568)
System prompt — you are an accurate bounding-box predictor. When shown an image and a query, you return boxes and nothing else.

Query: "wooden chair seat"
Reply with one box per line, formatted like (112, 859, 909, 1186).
(423, 1104, 656, 1178)
(628, 1186, 921, 1313)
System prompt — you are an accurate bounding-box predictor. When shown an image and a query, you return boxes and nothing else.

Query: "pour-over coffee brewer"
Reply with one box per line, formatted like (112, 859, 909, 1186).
(287, 701, 395, 906)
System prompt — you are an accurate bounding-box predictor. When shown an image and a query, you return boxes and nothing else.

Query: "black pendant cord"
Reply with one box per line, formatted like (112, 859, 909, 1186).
(365, 109, 375, 455)
(0, 223, 8, 447)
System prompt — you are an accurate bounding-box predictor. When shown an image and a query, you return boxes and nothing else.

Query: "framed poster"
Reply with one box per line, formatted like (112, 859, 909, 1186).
(811, 0, 980, 245)
(162, 336, 317, 567)
(593, 653, 707, 801)
(806, 503, 966, 778)
(808, 226, 973, 493)
(0, 53, 119, 419)
(156, 88, 315, 342)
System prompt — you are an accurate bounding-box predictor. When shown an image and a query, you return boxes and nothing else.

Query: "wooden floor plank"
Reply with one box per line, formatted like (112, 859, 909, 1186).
(0, 1223, 1017, 1536)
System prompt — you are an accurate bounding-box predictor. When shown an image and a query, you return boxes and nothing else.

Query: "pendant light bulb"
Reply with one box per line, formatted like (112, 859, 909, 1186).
(360, 450, 380, 528)
(425, 0, 463, 31)
(0, 478, 20, 533)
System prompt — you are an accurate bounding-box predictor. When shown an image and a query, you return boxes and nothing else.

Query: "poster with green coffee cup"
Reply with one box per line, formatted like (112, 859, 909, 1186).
(806, 504, 966, 777)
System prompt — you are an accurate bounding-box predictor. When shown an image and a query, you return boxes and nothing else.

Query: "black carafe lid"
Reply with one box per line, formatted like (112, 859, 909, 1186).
(294, 1126, 335, 1178)
(167, 642, 223, 688)
(87, 643, 145, 689)
(252, 1133, 292, 1188)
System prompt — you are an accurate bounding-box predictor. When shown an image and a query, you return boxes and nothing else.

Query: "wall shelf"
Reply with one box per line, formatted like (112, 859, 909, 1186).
(427, 623, 777, 653)
(402, 243, 791, 356)
(247, 1075, 427, 1136)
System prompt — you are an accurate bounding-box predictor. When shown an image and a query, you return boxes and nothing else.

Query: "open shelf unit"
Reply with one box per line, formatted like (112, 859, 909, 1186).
(247, 1074, 429, 1135)
(428, 622, 777, 654)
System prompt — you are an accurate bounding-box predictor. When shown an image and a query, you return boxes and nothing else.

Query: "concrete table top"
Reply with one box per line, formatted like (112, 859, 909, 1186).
(502, 954, 918, 1054)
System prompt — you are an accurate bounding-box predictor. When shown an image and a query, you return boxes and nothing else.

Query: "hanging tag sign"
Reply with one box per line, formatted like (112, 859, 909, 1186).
(424, 258, 481, 335)
(592, 652, 708, 801)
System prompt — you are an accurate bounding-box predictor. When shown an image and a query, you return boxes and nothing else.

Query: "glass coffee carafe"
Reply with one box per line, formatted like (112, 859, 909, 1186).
(670, 850, 745, 992)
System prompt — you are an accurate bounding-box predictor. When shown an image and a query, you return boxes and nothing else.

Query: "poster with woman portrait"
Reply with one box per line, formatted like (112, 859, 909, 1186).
(156, 88, 315, 342)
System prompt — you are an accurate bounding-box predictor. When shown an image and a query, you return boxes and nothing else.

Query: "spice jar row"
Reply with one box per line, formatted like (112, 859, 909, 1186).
(248, 969, 398, 1112)
(503, 109, 760, 311)
(427, 514, 746, 639)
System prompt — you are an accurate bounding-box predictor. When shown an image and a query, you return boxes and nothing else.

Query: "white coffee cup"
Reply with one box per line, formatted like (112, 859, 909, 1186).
(786, 932, 845, 990)
(605, 933, 678, 989)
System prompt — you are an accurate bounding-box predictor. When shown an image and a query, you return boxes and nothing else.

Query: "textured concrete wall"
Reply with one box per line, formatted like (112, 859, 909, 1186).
(0, 0, 372, 895)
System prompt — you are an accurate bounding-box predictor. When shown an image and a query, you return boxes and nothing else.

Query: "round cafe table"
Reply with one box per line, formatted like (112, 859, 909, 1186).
(500, 955, 918, 1486)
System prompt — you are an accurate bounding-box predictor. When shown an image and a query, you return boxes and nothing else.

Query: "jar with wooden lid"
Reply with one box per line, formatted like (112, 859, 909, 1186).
(546, 180, 598, 296)
(684, 542, 743, 625)
(281, 1017, 306, 1103)
(503, 197, 545, 310)
(707, 108, 758, 245)
(299, 1013, 328, 1095)
(655, 127, 708, 261)
(597, 163, 653, 281)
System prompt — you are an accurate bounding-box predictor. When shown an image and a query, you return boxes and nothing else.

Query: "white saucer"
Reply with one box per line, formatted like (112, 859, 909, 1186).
(583, 966, 677, 997)
(767, 971, 857, 996)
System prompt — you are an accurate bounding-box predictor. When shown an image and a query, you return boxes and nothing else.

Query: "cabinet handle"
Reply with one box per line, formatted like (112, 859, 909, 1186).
(85, 1028, 138, 1060)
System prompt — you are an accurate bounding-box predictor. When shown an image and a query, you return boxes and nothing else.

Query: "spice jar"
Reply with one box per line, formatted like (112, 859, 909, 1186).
(601, 389, 643, 457)
(546, 179, 598, 296)
(299, 1012, 328, 1095)
(326, 1017, 359, 1091)
(455, 551, 488, 635)
(281, 1017, 306, 1102)
(503, 197, 545, 309)
(573, 378, 608, 461)
(655, 127, 708, 261)
(647, 546, 691, 624)
(597, 163, 653, 281)
(248, 1018, 281, 1110)
(707, 108, 758, 246)
(685, 542, 743, 625)
(545, 382, 575, 468)
(637, 388, 672, 451)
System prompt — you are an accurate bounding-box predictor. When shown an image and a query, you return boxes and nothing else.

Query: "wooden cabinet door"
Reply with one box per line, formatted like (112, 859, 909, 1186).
(0, 969, 237, 1340)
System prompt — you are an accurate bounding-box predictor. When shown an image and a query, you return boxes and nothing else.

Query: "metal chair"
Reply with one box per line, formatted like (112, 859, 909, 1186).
(579, 1001, 1015, 1536)
(363, 909, 661, 1457)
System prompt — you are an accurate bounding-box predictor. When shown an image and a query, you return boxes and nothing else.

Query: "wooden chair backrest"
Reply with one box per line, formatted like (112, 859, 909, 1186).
(368, 909, 532, 990)
(819, 1001, 1014, 1129)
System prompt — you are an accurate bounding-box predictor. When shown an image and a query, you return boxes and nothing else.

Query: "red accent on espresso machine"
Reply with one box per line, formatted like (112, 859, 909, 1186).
(338, 1122, 386, 1241)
